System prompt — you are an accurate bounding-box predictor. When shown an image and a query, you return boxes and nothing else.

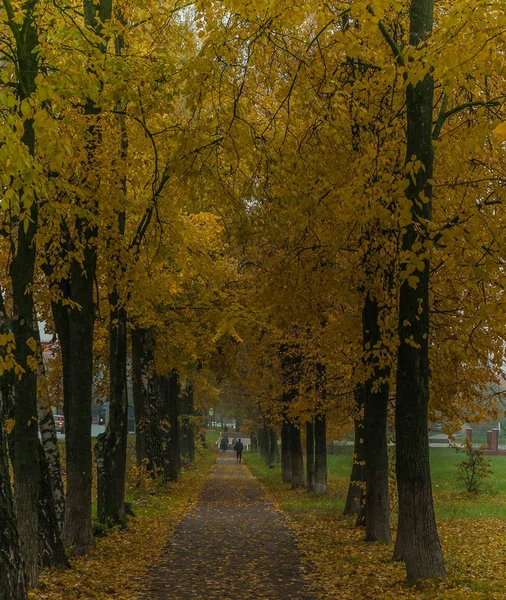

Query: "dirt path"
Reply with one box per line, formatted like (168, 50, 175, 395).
(139, 451, 318, 599)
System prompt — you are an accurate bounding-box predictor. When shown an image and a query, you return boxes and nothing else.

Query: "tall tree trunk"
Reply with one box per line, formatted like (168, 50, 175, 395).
(344, 386, 366, 518)
(394, 0, 445, 582)
(168, 371, 181, 480)
(306, 419, 315, 492)
(95, 299, 128, 524)
(36, 325, 65, 534)
(280, 420, 292, 483)
(268, 427, 279, 468)
(290, 423, 305, 489)
(363, 295, 391, 543)
(259, 425, 269, 462)
(145, 372, 180, 482)
(186, 384, 195, 463)
(7, 4, 40, 586)
(131, 328, 148, 467)
(314, 413, 327, 495)
(37, 445, 69, 569)
(0, 296, 27, 600)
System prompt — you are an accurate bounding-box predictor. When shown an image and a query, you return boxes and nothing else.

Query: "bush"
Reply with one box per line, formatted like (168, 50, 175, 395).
(455, 438, 492, 493)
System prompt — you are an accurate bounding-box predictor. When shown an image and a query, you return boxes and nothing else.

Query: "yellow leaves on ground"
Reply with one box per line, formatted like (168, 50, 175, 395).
(31, 449, 215, 600)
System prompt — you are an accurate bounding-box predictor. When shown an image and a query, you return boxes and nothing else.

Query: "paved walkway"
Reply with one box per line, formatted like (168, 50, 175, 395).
(139, 451, 318, 599)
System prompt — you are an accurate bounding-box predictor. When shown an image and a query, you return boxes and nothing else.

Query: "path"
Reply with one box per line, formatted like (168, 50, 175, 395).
(139, 451, 318, 599)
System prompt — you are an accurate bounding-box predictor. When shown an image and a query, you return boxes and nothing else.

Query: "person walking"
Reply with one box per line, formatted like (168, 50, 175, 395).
(234, 439, 244, 463)
(220, 435, 229, 452)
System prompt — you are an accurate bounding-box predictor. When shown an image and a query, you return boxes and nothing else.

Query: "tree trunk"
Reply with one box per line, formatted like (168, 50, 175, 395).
(289, 423, 305, 489)
(259, 425, 269, 462)
(62, 253, 95, 555)
(7, 8, 40, 587)
(394, 0, 445, 582)
(168, 371, 181, 480)
(306, 420, 315, 492)
(145, 372, 180, 482)
(0, 312, 27, 599)
(37, 445, 69, 569)
(250, 435, 258, 452)
(344, 386, 366, 518)
(36, 326, 65, 535)
(187, 385, 195, 463)
(95, 299, 128, 524)
(268, 428, 279, 468)
(314, 414, 327, 495)
(131, 328, 148, 467)
(281, 420, 292, 483)
(363, 295, 391, 543)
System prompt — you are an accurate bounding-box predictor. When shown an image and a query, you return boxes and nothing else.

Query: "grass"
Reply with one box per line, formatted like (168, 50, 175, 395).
(246, 447, 506, 599)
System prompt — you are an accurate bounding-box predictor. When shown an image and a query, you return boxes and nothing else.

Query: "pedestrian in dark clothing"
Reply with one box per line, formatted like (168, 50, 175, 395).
(220, 436, 228, 452)
(234, 439, 244, 463)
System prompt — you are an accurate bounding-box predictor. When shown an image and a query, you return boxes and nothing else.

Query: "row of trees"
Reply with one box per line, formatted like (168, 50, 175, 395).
(1, 0, 506, 595)
(193, 0, 506, 584)
(0, 1, 236, 598)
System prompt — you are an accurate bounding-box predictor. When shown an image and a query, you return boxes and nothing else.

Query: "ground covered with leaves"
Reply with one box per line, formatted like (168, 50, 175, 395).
(247, 450, 506, 600)
(30, 444, 217, 600)
(139, 451, 318, 599)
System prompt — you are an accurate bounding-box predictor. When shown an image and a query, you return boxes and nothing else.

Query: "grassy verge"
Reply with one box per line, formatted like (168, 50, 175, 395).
(247, 449, 506, 599)
(31, 441, 217, 600)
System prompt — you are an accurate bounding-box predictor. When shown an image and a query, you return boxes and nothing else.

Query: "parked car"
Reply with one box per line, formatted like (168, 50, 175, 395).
(53, 413, 65, 433)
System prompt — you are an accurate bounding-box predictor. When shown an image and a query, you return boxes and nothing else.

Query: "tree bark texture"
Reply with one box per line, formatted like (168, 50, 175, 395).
(289, 423, 305, 489)
(95, 299, 128, 524)
(268, 428, 279, 468)
(280, 420, 292, 483)
(363, 295, 391, 543)
(131, 328, 148, 467)
(145, 372, 180, 482)
(0, 350, 27, 600)
(314, 414, 327, 495)
(394, 0, 445, 581)
(37, 445, 69, 569)
(36, 327, 65, 535)
(344, 386, 366, 518)
(306, 420, 315, 492)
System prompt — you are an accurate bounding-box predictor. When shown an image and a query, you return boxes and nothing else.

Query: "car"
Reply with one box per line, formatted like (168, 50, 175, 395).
(53, 413, 65, 433)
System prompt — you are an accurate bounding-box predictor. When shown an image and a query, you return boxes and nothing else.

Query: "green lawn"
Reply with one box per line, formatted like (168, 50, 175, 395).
(247, 446, 506, 521)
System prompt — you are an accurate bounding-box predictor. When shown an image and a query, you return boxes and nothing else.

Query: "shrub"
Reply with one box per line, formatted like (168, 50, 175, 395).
(455, 438, 492, 493)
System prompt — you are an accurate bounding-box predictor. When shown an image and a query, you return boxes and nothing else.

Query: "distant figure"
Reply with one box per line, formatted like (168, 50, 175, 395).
(220, 435, 229, 452)
(234, 439, 244, 463)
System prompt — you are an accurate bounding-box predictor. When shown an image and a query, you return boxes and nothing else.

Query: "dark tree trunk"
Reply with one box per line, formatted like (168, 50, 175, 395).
(363, 296, 391, 543)
(289, 423, 305, 489)
(179, 388, 190, 459)
(37, 445, 69, 569)
(186, 385, 195, 463)
(394, 0, 445, 582)
(145, 372, 180, 482)
(314, 414, 327, 495)
(344, 386, 366, 518)
(131, 328, 148, 467)
(0, 303, 27, 599)
(7, 10, 40, 587)
(250, 435, 258, 453)
(306, 420, 315, 492)
(95, 299, 128, 524)
(268, 428, 279, 468)
(259, 425, 269, 462)
(168, 371, 181, 479)
(280, 420, 292, 483)
(61, 252, 95, 554)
